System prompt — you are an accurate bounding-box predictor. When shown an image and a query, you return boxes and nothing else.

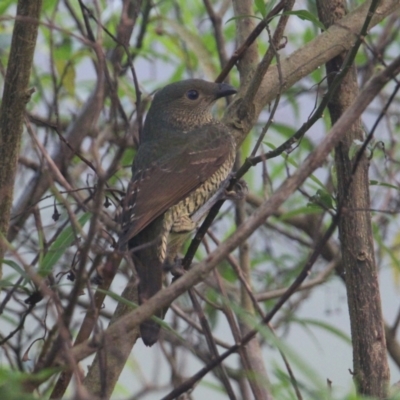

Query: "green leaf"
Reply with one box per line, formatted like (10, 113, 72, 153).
(265, 0, 278, 17)
(2, 259, 32, 287)
(96, 288, 177, 334)
(38, 212, 91, 277)
(3, 259, 29, 280)
(0, 277, 30, 293)
(54, 38, 72, 61)
(0, 367, 59, 400)
(199, 380, 225, 394)
(308, 189, 335, 210)
(0, 0, 14, 14)
(255, 0, 267, 18)
(54, 59, 66, 79)
(0, 279, 19, 289)
(62, 64, 76, 96)
(284, 10, 326, 31)
(278, 206, 323, 220)
(370, 180, 400, 191)
(225, 14, 262, 24)
(291, 318, 352, 345)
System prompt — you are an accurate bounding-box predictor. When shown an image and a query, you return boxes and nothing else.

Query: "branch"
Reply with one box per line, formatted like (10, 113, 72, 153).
(0, 0, 42, 276)
(317, 0, 390, 396)
(223, 0, 400, 145)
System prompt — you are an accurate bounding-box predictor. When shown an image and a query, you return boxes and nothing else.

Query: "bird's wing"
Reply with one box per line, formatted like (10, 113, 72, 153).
(119, 124, 234, 246)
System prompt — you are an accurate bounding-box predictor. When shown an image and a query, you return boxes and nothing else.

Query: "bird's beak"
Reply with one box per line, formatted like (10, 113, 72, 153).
(215, 83, 237, 99)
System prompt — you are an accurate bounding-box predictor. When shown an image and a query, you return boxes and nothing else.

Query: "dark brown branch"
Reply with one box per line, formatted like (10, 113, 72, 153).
(317, 0, 390, 397)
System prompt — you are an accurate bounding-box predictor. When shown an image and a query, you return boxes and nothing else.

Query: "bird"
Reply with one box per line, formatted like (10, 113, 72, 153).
(119, 79, 237, 346)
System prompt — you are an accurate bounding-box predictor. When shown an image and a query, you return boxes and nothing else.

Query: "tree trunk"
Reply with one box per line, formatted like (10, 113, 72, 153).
(0, 0, 42, 277)
(317, 1, 390, 397)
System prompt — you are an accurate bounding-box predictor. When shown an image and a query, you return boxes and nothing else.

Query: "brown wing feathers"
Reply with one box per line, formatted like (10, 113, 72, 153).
(120, 126, 232, 246)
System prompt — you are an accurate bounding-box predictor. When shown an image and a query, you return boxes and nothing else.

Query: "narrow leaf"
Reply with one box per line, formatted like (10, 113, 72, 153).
(284, 10, 326, 31)
(39, 212, 91, 277)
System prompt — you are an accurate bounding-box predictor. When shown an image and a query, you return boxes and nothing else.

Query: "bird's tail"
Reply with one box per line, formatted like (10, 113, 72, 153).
(140, 319, 161, 347)
(128, 217, 165, 347)
(134, 254, 163, 346)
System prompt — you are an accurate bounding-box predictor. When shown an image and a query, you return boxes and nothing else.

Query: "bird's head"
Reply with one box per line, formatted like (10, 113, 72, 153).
(142, 79, 236, 140)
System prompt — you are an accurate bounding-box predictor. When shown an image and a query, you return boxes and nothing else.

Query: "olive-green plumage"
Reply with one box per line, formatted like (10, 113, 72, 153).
(119, 79, 236, 346)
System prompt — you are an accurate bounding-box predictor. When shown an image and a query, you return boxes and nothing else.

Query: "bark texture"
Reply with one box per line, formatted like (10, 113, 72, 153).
(317, 1, 390, 397)
(0, 0, 42, 277)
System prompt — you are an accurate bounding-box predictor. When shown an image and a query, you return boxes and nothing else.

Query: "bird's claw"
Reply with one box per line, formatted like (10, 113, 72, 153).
(224, 179, 248, 201)
(163, 256, 184, 278)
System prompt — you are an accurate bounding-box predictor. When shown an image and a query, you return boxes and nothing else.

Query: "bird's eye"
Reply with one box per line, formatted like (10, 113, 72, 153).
(186, 89, 199, 100)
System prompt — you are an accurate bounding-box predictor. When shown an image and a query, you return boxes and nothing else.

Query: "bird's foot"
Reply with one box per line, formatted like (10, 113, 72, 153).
(223, 179, 248, 201)
(163, 256, 185, 278)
